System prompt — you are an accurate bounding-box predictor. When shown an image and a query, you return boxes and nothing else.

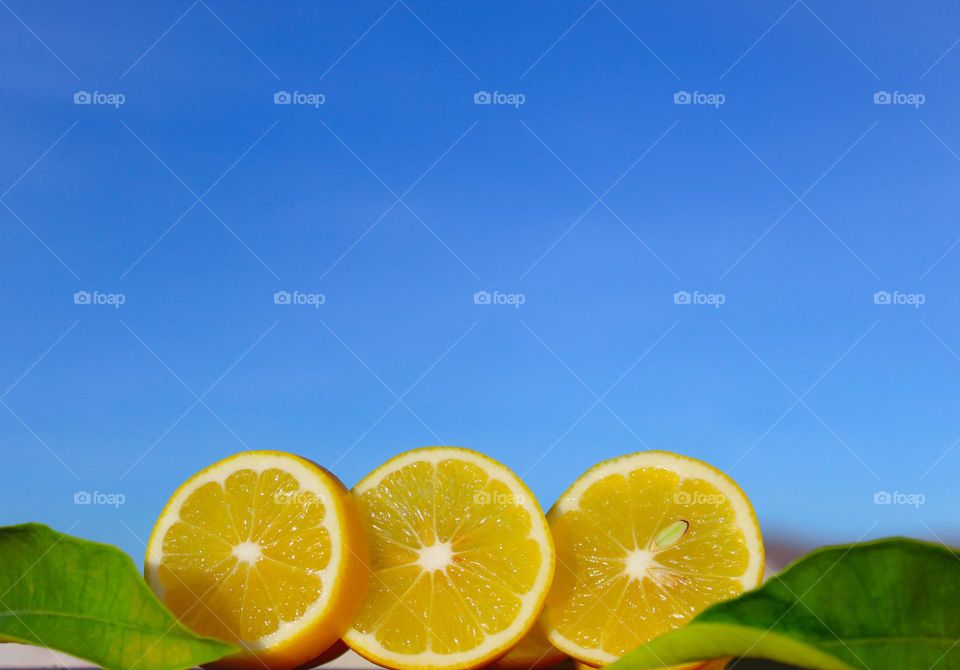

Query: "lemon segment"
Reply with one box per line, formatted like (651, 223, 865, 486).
(542, 451, 763, 667)
(145, 451, 370, 670)
(344, 447, 555, 670)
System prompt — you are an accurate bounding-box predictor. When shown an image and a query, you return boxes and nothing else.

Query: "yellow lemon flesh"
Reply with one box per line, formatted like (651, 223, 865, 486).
(542, 451, 763, 667)
(344, 447, 555, 670)
(145, 451, 369, 670)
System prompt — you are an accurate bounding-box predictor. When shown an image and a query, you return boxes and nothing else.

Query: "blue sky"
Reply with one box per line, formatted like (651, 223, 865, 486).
(2, 0, 959, 563)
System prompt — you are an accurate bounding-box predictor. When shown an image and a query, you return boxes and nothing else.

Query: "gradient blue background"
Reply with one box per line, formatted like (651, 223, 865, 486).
(2, 0, 958, 564)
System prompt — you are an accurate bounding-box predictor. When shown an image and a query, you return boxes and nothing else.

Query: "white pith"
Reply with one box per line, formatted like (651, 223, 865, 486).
(417, 541, 454, 572)
(144, 452, 345, 651)
(232, 540, 262, 564)
(623, 548, 655, 581)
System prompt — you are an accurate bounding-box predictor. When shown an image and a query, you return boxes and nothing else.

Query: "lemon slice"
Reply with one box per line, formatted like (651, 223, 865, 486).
(145, 451, 370, 670)
(343, 447, 555, 670)
(542, 451, 763, 667)
(493, 625, 567, 669)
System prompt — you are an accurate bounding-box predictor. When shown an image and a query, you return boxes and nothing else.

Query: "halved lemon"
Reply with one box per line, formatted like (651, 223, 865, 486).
(343, 447, 555, 670)
(493, 625, 567, 669)
(542, 451, 763, 667)
(145, 451, 370, 670)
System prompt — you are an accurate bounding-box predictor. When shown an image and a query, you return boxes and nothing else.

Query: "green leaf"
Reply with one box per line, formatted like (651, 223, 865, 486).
(0, 523, 237, 670)
(607, 538, 960, 670)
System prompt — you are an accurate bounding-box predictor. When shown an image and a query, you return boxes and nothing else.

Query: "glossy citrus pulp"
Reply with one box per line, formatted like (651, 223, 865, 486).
(543, 452, 763, 667)
(145, 451, 369, 670)
(344, 447, 555, 670)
